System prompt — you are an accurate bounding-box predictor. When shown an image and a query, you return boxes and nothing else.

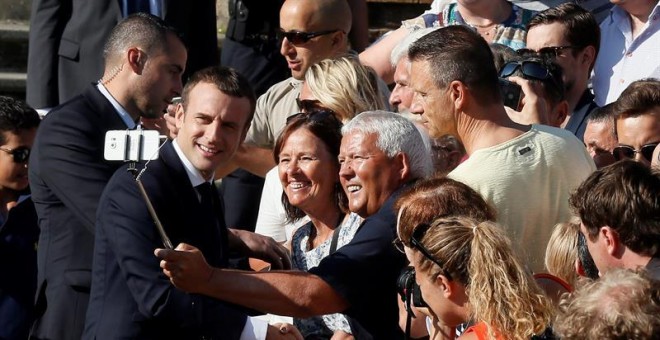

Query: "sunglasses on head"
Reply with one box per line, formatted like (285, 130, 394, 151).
(0, 146, 30, 163)
(285, 109, 340, 126)
(296, 98, 326, 113)
(277, 29, 340, 45)
(394, 223, 452, 280)
(517, 45, 578, 59)
(499, 60, 552, 81)
(613, 142, 659, 162)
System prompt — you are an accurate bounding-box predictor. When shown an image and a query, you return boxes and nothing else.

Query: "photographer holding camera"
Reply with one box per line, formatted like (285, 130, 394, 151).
(393, 178, 496, 339)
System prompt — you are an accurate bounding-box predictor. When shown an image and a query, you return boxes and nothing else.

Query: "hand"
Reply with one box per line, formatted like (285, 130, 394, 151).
(163, 103, 179, 139)
(267, 323, 303, 340)
(229, 229, 292, 270)
(154, 243, 213, 293)
(505, 76, 549, 126)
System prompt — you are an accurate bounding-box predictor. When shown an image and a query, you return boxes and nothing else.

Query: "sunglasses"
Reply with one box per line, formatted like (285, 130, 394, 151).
(0, 146, 31, 163)
(285, 109, 340, 126)
(394, 223, 452, 280)
(499, 60, 552, 81)
(613, 142, 659, 162)
(296, 98, 326, 113)
(517, 45, 578, 59)
(277, 29, 340, 45)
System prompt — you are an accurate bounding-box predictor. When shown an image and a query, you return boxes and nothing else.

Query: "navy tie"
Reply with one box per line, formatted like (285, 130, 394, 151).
(123, 0, 163, 18)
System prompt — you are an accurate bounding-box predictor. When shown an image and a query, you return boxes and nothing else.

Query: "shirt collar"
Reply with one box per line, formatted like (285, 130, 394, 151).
(171, 139, 213, 187)
(96, 83, 137, 129)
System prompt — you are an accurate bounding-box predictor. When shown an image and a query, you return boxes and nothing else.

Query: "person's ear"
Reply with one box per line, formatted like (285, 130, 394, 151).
(175, 103, 185, 130)
(449, 81, 466, 111)
(435, 274, 453, 298)
(127, 47, 146, 74)
(580, 45, 596, 70)
(394, 152, 411, 182)
(575, 257, 587, 277)
(553, 100, 569, 128)
(446, 150, 463, 170)
(601, 226, 623, 257)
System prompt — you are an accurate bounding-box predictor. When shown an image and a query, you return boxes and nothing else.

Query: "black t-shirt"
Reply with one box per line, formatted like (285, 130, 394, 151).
(309, 188, 408, 339)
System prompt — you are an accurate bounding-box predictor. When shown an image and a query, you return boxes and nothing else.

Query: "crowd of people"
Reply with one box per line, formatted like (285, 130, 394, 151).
(1, 0, 659, 339)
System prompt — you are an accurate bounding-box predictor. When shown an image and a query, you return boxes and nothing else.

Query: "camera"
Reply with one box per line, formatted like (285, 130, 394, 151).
(499, 78, 522, 110)
(104, 129, 161, 162)
(397, 266, 428, 311)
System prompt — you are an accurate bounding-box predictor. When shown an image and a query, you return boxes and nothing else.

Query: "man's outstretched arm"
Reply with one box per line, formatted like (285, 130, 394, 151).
(156, 243, 349, 318)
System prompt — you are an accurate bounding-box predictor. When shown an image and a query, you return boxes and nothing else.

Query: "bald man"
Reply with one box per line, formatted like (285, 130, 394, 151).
(214, 0, 353, 179)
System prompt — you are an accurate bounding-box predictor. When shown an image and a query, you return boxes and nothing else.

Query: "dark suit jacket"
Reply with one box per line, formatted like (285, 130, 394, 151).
(83, 141, 246, 339)
(28, 85, 128, 340)
(0, 197, 39, 340)
(26, 0, 218, 109)
(565, 90, 599, 142)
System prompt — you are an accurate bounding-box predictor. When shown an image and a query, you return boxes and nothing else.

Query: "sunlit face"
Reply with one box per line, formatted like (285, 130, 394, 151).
(390, 58, 415, 114)
(615, 110, 660, 167)
(409, 59, 457, 139)
(0, 129, 36, 193)
(404, 247, 466, 327)
(175, 82, 252, 180)
(584, 120, 617, 168)
(279, 1, 342, 80)
(526, 23, 582, 94)
(278, 128, 339, 215)
(338, 131, 403, 217)
(135, 33, 186, 118)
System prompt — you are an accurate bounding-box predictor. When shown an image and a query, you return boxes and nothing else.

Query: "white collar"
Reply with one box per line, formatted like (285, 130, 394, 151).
(171, 139, 213, 188)
(96, 83, 137, 129)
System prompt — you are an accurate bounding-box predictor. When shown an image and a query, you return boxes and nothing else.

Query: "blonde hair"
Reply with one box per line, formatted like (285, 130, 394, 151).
(544, 218, 580, 287)
(304, 56, 385, 122)
(403, 217, 553, 340)
(555, 268, 660, 339)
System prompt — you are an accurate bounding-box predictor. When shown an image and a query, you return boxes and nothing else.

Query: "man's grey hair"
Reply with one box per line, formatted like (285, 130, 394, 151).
(342, 111, 432, 180)
(390, 27, 438, 67)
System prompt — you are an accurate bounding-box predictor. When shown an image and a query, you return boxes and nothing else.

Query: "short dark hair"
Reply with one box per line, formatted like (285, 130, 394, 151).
(181, 66, 257, 128)
(505, 55, 565, 106)
(273, 112, 346, 222)
(408, 25, 500, 104)
(613, 78, 660, 120)
(0, 96, 41, 145)
(586, 102, 616, 138)
(527, 3, 600, 72)
(103, 12, 183, 63)
(569, 160, 660, 257)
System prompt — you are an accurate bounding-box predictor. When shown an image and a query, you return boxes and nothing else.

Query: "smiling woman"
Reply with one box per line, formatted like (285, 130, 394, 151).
(272, 110, 361, 338)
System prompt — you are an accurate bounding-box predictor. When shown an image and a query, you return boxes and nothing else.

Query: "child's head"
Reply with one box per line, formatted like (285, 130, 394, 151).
(545, 218, 581, 287)
(0, 96, 40, 193)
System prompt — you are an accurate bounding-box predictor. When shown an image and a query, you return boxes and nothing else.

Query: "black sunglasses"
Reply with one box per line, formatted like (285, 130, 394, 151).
(277, 29, 340, 45)
(285, 109, 340, 126)
(394, 223, 452, 280)
(499, 60, 552, 81)
(296, 98, 326, 113)
(517, 45, 579, 59)
(0, 146, 31, 163)
(613, 142, 659, 162)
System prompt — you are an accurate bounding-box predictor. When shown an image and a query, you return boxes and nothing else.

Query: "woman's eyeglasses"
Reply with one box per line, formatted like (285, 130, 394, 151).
(517, 45, 578, 59)
(394, 223, 452, 280)
(499, 61, 552, 81)
(613, 142, 659, 162)
(0, 146, 31, 163)
(277, 29, 341, 45)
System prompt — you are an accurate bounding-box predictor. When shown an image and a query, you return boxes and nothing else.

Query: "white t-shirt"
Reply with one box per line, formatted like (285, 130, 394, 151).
(449, 125, 596, 272)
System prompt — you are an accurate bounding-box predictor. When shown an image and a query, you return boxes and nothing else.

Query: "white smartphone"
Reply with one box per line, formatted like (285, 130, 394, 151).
(104, 130, 161, 161)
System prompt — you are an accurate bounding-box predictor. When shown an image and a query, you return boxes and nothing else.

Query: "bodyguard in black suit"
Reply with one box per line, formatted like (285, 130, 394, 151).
(28, 14, 187, 340)
(84, 66, 292, 339)
(26, 0, 218, 110)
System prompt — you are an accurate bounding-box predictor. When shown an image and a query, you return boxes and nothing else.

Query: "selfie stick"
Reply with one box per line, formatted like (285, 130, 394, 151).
(125, 127, 173, 249)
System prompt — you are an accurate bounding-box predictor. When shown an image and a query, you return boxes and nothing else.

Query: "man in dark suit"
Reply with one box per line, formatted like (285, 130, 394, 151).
(28, 13, 187, 340)
(85, 66, 294, 339)
(26, 0, 217, 111)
